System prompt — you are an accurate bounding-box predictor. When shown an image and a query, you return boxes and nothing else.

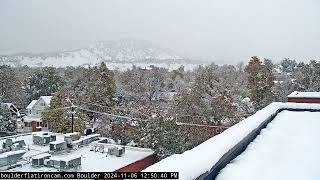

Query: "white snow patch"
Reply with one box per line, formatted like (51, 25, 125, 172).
(288, 91, 320, 98)
(216, 110, 320, 180)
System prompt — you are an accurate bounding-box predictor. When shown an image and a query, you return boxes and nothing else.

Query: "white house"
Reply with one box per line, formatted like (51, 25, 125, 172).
(23, 96, 53, 132)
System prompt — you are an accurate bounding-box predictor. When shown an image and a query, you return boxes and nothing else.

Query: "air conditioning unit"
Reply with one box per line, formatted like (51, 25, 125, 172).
(33, 133, 56, 146)
(44, 159, 53, 167)
(108, 146, 125, 157)
(32, 153, 51, 167)
(49, 141, 67, 154)
(98, 144, 104, 153)
(51, 156, 81, 170)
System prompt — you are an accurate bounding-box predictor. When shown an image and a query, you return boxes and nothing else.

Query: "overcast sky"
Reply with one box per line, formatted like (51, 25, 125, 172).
(0, 0, 319, 62)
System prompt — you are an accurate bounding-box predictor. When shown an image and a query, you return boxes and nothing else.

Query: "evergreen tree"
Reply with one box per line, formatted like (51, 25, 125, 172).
(25, 67, 64, 102)
(245, 57, 275, 109)
(78, 62, 116, 108)
(42, 90, 85, 134)
(0, 65, 25, 107)
(0, 107, 16, 133)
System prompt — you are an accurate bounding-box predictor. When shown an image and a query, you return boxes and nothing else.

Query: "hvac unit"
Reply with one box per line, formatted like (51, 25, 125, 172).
(98, 144, 104, 153)
(44, 159, 53, 167)
(0, 150, 26, 167)
(51, 156, 81, 170)
(108, 146, 125, 157)
(33, 133, 56, 146)
(49, 141, 67, 154)
(32, 153, 51, 167)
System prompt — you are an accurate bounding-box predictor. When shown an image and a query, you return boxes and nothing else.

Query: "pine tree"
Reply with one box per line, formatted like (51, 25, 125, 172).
(78, 62, 116, 108)
(0, 107, 16, 133)
(245, 57, 275, 109)
(0, 65, 25, 107)
(42, 90, 85, 134)
(25, 67, 64, 102)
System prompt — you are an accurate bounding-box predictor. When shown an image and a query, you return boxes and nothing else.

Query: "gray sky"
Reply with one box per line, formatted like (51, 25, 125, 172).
(0, 0, 319, 62)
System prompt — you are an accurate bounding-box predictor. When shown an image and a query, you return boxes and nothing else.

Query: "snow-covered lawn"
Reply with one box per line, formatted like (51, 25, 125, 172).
(216, 110, 320, 180)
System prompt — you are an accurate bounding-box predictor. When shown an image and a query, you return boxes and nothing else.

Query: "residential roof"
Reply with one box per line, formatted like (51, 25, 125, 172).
(26, 100, 37, 110)
(1, 103, 20, 116)
(23, 116, 41, 122)
(0, 132, 154, 172)
(287, 91, 320, 98)
(40, 96, 53, 106)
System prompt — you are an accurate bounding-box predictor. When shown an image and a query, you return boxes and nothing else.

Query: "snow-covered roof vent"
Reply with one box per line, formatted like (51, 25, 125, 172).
(288, 91, 320, 103)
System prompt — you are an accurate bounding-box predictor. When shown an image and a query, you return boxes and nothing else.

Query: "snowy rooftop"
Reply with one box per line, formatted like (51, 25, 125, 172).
(216, 110, 320, 180)
(26, 100, 37, 110)
(40, 96, 53, 106)
(144, 102, 320, 180)
(287, 91, 320, 98)
(0, 133, 154, 172)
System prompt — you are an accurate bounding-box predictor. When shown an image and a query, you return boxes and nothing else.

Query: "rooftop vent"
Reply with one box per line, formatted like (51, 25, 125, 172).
(2, 139, 26, 152)
(49, 141, 67, 154)
(50, 156, 81, 170)
(108, 146, 125, 157)
(32, 153, 51, 167)
(0, 150, 26, 167)
(33, 133, 56, 146)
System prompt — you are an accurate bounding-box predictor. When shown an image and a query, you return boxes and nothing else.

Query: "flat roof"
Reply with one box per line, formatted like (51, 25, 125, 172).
(144, 102, 320, 179)
(288, 91, 320, 98)
(0, 133, 154, 172)
(216, 110, 320, 180)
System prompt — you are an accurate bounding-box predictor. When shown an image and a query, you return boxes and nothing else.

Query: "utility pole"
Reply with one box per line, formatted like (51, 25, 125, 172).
(71, 106, 75, 132)
(67, 97, 76, 133)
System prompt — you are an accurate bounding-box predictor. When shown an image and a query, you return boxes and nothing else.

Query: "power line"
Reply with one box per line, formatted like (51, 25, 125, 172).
(75, 106, 150, 122)
(175, 121, 230, 128)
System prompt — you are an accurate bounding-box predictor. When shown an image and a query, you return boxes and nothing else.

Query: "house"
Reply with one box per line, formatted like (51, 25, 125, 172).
(23, 96, 53, 132)
(1, 103, 24, 133)
(287, 91, 320, 103)
(1, 103, 20, 119)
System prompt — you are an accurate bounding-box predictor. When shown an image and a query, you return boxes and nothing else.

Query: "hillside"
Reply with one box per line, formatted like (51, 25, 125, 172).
(0, 39, 203, 70)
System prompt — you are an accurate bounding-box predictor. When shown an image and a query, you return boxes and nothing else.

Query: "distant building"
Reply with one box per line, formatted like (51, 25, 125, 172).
(23, 96, 53, 132)
(287, 91, 320, 103)
(1, 103, 24, 134)
(1, 103, 20, 119)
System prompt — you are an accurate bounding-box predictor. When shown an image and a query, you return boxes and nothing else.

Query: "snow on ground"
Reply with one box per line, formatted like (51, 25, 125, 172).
(143, 102, 320, 180)
(216, 110, 320, 180)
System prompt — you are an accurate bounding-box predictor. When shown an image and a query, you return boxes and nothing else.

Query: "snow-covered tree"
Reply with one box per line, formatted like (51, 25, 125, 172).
(77, 62, 116, 108)
(25, 67, 64, 102)
(0, 107, 16, 133)
(0, 65, 25, 107)
(42, 90, 85, 134)
(245, 57, 275, 109)
(280, 58, 297, 73)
